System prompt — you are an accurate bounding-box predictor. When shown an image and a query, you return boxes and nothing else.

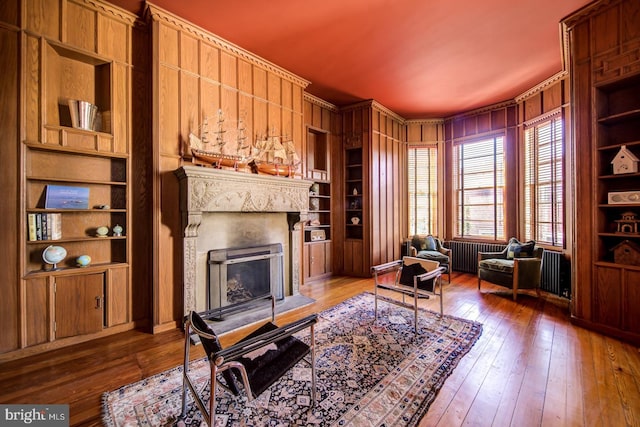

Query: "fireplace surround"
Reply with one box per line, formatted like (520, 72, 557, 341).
(175, 166, 313, 316)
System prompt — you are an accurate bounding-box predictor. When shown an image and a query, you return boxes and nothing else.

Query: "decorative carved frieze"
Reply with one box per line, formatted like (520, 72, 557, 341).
(176, 166, 311, 216)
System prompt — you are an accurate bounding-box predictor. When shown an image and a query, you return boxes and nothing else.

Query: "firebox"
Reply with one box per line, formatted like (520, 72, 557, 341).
(208, 243, 284, 314)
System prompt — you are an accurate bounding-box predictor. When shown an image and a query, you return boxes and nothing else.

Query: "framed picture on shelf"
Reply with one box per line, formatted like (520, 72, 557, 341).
(45, 185, 90, 209)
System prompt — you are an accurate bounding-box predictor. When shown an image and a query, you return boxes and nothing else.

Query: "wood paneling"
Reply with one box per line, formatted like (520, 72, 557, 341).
(24, 277, 50, 347)
(64, 1, 96, 52)
(0, 24, 19, 353)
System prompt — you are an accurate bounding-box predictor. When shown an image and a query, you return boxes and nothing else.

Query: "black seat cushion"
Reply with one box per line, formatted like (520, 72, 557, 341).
(234, 322, 311, 398)
(399, 262, 435, 292)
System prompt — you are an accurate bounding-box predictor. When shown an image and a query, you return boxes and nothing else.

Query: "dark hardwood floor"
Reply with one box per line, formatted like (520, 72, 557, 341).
(1, 273, 639, 426)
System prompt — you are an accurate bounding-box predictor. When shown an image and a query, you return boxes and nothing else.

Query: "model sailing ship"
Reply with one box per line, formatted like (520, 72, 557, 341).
(248, 129, 300, 177)
(188, 110, 300, 177)
(188, 109, 250, 170)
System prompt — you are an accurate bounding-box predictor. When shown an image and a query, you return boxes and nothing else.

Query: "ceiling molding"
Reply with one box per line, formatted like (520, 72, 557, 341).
(514, 70, 568, 102)
(144, 2, 311, 89)
(371, 100, 406, 123)
(446, 99, 516, 121)
(405, 119, 445, 125)
(83, 0, 138, 24)
(561, 0, 612, 29)
(303, 93, 338, 112)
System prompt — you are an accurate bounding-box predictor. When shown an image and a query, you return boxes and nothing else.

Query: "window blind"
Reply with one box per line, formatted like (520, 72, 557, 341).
(408, 145, 437, 235)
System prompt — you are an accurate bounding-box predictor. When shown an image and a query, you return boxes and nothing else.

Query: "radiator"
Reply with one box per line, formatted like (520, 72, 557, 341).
(446, 241, 569, 297)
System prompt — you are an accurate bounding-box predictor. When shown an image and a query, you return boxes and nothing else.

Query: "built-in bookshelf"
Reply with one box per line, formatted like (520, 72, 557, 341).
(345, 148, 363, 240)
(12, 0, 135, 355)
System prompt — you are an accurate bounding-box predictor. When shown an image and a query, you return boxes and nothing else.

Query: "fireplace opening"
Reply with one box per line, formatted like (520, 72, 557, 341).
(208, 243, 284, 317)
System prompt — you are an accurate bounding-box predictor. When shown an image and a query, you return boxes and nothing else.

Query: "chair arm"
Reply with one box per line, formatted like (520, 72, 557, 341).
(514, 257, 543, 283)
(478, 251, 506, 261)
(215, 314, 318, 363)
(371, 260, 403, 275)
(438, 247, 451, 256)
(415, 266, 447, 283)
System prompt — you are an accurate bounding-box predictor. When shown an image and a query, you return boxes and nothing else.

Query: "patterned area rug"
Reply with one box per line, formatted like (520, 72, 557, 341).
(102, 292, 482, 426)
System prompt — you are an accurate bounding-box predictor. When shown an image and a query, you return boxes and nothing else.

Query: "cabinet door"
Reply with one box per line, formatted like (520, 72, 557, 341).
(595, 265, 622, 329)
(55, 274, 104, 339)
(624, 269, 640, 333)
(309, 243, 327, 278)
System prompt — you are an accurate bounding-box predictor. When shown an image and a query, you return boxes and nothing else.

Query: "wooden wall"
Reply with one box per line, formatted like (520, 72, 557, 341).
(370, 103, 406, 268)
(0, 0, 20, 354)
(145, 3, 310, 331)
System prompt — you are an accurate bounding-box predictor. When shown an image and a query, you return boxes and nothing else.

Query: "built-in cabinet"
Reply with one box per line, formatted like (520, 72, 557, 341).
(339, 101, 405, 276)
(303, 95, 338, 282)
(566, 0, 640, 344)
(0, 0, 137, 360)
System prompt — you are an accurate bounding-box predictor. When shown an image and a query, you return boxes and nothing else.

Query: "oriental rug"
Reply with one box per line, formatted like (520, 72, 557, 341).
(102, 292, 482, 427)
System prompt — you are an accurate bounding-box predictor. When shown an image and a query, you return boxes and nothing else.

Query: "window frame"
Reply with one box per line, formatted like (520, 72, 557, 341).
(452, 134, 506, 241)
(407, 144, 439, 236)
(522, 111, 565, 249)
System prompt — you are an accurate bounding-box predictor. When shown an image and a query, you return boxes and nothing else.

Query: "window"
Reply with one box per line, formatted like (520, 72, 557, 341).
(408, 145, 437, 235)
(524, 115, 564, 247)
(453, 136, 505, 240)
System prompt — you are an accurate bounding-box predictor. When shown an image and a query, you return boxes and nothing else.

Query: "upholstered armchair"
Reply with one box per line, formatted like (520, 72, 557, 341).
(477, 238, 544, 301)
(408, 235, 451, 282)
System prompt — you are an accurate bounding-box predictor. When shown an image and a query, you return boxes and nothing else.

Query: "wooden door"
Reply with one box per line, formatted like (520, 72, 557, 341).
(55, 274, 104, 339)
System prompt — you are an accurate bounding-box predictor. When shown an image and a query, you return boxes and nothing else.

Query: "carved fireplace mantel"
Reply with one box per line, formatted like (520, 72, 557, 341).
(175, 165, 313, 315)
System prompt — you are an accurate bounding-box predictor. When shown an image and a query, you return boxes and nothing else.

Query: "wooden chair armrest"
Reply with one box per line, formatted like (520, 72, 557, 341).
(371, 260, 403, 275)
(439, 247, 451, 256)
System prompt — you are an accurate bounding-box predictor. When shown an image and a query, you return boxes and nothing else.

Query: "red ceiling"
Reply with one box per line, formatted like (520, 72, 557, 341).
(109, 0, 593, 119)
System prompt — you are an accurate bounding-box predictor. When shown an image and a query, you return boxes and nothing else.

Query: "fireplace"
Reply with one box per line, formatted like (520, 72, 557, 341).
(208, 243, 284, 312)
(175, 166, 313, 316)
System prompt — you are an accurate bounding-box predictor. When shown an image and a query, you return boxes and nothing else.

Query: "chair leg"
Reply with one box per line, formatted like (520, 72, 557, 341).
(438, 276, 443, 316)
(374, 274, 379, 322)
(209, 366, 217, 427)
(413, 280, 419, 333)
(310, 324, 316, 406)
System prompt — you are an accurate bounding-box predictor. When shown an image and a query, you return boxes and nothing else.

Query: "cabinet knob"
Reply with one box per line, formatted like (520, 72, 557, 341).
(95, 296, 102, 309)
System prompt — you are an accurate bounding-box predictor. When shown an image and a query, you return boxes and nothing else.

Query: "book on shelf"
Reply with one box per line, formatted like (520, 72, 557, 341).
(42, 213, 48, 239)
(27, 213, 37, 241)
(50, 213, 62, 240)
(35, 214, 42, 240)
(28, 213, 62, 241)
